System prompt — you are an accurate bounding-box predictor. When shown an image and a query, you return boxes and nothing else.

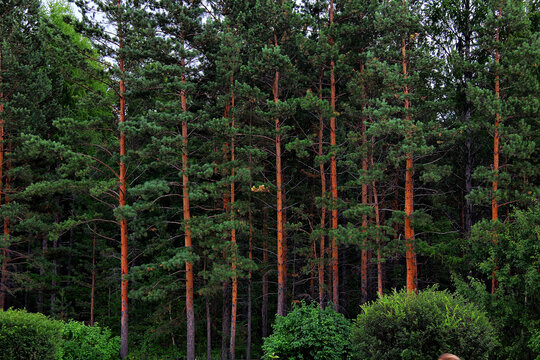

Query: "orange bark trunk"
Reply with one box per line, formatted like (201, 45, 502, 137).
(246, 187, 253, 360)
(360, 65, 368, 303)
(360, 116, 368, 304)
(229, 78, 238, 360)
(247, 111, 254, 360)
(492, 5, 502, 294)
(329, 0, 339, 311)
(117, 2, 129, 355)
(181, 51, 195, 360)
(0, 50, 6, 311)
(221, 142, 230, 359)
(274, 31, 287, 317)
(318, 70, 326, 307)
(401, 4, 417, 292)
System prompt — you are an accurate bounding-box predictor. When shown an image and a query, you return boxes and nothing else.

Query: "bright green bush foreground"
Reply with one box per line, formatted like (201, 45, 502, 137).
(0, 309, 119, 360)
(351, 288, 498, 360)
(262, 301, 351, 360)
(0, 309, 63, 360)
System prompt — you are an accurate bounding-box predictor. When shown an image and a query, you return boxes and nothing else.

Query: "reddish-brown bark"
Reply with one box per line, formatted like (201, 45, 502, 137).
(246, 109, 255, 360)
(229, 78, 238, 360)
(318, 70, 326, 307)
(401, 4, 417, 292)
(274, 30, 287, 317)
(180, 49, 195, 359)
(492, 5, 502, 294)
(221, 136, 230, 359)
(358, 62, 369, 304)
(246, 190, 253, 360)
(117, 1, 129, 355)
(0, 50, 6, 311)
(361, 72, 369, 303)
(328, 0, 339, 311)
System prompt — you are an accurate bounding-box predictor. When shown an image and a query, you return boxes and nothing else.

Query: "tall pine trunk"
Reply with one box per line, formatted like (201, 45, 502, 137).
(274, 30, 286, 317)
(491, 4, 502, 294)
(401, 0, 417, 293)
(180, 48, 195, 360)
(221, 105, 231, 360)
(246, 114, 255, 360)
(318, 70, 326, 307)
(328, 0, 339, 311)
(360, 65, 368, 303)
(0, 50, 6, 311)
(229, 79, 238, 360)
(117, 0, 129, 356)
(246, 188, 253, 360)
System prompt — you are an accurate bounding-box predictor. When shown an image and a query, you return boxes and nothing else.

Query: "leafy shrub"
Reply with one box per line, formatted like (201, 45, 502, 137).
(529, 330, 540, 360)
(60, 320, 120, 360)
(456, 204, 540, 359)
(351, 288, 498, 360)
(0, 309, 63, 360)
(0, 309, 119, 360)
(262, 301, 351, 360)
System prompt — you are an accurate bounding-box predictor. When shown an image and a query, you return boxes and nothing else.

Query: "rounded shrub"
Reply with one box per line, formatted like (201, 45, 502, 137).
(0, 309, 119, 360)
(60, 320, 120, 360)
(351, 288, 498, 360)
(0, 309, 63, 360)
(262, 301, 351, 360)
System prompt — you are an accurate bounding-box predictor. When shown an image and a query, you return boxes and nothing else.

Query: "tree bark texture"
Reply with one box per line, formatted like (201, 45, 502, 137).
(317, 70, 326, 307)
(0, 50, 6, 311)
(117, 1, 129, 356)
(274, 29, 286, 317)
(491, 5, 502, 294)
(401, 4, 418, 292)
(229, 81, 237, 360)
(329, 0, 339, 311)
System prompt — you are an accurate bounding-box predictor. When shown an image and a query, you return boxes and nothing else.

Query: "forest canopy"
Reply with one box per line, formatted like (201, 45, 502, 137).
(0, 0, 538, 359)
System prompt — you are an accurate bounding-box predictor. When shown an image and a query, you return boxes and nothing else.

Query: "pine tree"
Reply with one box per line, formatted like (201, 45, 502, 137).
(468, 0, 539, 294)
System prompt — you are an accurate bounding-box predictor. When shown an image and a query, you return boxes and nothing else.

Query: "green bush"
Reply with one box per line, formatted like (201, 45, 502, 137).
(351, 288, 498, 360)
(60, 320, 120, 360)
(0, 309, 119, 360)
(456, 204, 540, 359)
(529, 330, 540, 360)
(262, 301, 351, 360)
(0, 309, 63, 360)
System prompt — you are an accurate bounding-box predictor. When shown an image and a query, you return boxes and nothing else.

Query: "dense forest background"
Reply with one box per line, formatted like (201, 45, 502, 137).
(0, 0, 538, 358)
